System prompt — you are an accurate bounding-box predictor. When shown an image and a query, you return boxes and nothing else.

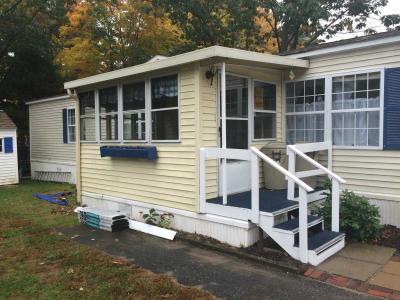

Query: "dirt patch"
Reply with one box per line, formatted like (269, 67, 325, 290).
(377, 225, 400, 252)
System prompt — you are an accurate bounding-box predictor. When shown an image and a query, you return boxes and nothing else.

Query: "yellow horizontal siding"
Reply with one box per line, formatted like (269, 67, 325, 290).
(301, 45, 400, 201)
(80, 67, 199, 211)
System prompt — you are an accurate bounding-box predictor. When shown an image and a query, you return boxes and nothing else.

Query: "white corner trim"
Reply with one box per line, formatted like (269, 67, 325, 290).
(81, 191, 254, 229)
(287, 35, 400, 59)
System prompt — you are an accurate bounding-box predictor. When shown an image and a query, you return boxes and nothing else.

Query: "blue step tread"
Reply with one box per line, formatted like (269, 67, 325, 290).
(273, 215, 321, 232)
(207, 189, 298, 214)
(294, 230, 345, 251)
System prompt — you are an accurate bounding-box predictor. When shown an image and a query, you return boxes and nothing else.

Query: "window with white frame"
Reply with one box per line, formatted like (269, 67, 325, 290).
(0, 138, 3, 153)
(99, 86, 119, 141)
(79, 91, 96, 141)
(67, 108, 76, 143)
(285, 79, 325, 144)
(332, 72, 381, 147)
(254, 81, 276, 139)
(151, 74, 179, 141)
(123, 82, 146, 141)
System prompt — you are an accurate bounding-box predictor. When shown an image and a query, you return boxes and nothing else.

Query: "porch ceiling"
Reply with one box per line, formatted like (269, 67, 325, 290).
(64, 46, 309, 90)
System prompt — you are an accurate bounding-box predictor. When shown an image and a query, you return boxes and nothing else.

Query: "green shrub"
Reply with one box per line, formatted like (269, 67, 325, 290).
(312, 180, 381, 241)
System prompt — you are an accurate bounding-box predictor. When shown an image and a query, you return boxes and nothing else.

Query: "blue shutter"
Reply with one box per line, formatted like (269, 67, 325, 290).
(4, 137, 13, 153)
(62, 108, 68, 144)
(384, 68, 400, 150)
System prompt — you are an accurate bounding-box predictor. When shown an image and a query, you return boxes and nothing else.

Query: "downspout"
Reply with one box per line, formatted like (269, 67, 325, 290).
(67, 88, 81, 204)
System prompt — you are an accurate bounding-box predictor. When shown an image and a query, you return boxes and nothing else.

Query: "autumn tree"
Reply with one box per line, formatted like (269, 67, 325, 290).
(57, 0, 182, 79)
(257, 0, 390, 52)
(157, 0, 264, 51)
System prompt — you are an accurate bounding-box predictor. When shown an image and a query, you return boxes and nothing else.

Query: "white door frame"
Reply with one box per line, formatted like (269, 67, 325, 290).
(218, 69, 252, 196)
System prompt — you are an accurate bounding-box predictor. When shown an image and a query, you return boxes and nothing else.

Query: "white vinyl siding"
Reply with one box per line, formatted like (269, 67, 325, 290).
(29, 98, 76, 163)
(0, 129, 18, 185)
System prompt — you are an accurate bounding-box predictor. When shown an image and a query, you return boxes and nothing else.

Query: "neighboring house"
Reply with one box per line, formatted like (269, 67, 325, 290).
(0, 110, 18, 185)
(27, 95, 76, 184)
(63, 31, 400, 266)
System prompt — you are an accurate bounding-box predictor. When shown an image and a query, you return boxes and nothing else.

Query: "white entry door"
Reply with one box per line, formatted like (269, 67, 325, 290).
(219, 74, 251, 195)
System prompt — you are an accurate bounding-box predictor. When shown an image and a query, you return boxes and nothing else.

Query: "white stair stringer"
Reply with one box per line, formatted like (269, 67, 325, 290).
(259, 214, 300, 261)
(258, 213, 346, 266)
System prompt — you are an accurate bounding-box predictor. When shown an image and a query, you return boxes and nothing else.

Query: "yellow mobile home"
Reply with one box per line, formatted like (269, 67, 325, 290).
(64, 31, 400, 266)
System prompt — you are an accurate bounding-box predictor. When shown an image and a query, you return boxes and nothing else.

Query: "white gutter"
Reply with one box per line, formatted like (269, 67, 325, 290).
(287, 35, 400, 59)
(64, 46, 309, 89)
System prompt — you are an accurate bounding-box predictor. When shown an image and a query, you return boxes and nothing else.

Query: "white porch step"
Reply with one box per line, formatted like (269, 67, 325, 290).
(294, 230, 345, 254)
(272, 215, 323, 234)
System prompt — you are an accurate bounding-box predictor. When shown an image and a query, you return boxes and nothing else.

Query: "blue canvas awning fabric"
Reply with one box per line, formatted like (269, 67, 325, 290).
(75, 207, 129, 232)
(99, 146, 157, 160)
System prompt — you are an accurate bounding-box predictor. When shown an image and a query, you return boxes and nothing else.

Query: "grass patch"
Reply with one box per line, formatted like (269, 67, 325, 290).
(0, 180, 215, 299)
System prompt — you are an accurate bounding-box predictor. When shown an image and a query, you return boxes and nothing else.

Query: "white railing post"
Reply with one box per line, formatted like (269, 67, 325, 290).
(298, 187, 309, 264)
(287, 149, 296, 200)
(331, 178, 340, 232)
(221, 62, 227, 205)
(199, 148, 206, 213)
(251, 152, 259, 224)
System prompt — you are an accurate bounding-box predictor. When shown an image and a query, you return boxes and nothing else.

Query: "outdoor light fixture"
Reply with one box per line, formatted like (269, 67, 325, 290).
(205, 65, 216, 86)
(289, 69, 295, 80)
(272, 150, 282, 162)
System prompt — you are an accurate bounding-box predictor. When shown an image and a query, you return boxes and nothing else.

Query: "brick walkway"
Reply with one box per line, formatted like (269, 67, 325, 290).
(304, 243, 400, 299)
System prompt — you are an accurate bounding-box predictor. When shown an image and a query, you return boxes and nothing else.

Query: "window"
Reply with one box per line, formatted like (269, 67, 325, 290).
(0, 138, 3, 153)
(254, 81, 276, 139)
(286, 79, 325, 144)
(123, 82, 146, 141)
(151, 75, 179, 141)
(79, 91, 95, 141)
(67, 108, 75, 143)
(99, 87, 118, 141)
(332, 72, 381, 147)
(224, 75, 248, 149)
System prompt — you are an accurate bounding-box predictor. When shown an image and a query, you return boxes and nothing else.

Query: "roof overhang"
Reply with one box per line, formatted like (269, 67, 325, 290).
(286, 34, 400, 59)
(64, 46, 309, 90)
(26, 94, 70, 105)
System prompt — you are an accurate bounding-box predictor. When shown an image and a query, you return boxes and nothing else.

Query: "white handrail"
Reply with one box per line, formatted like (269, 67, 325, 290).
(250, 147, 314, 193)
(287, 145, 346, 184)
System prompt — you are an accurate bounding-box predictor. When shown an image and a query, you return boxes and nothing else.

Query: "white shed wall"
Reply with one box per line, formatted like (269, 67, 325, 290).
(0, 129, 18, 185)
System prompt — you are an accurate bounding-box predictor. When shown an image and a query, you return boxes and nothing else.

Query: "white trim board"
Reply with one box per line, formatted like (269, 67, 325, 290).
(65, 46, 309, 89)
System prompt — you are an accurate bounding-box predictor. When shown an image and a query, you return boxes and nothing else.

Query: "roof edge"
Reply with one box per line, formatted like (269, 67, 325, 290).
(64, 46, 308, 90)
(285, 33, 400, 59)
(26, 94, 70, 105)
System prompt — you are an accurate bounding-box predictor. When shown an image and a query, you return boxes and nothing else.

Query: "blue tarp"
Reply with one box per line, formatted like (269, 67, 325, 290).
(32, 192, 71, 206)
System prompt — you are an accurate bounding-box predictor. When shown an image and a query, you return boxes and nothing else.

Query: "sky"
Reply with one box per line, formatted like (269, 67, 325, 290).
(328, 0, 400, 41)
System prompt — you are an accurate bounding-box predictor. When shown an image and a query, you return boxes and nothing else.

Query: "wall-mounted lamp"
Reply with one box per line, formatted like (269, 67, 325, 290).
(289, 69, 296, 81)
(205, 65, 216, 86)
(272, 150, 282, 162)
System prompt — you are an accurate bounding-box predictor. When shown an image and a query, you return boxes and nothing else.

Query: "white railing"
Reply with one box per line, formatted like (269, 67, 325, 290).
(287, 142, 346, 232)
(250, 147, 313, 263)
(199, 146, 314, 263)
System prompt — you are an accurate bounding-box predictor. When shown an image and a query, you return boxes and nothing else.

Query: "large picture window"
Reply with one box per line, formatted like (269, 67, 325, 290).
(79, 91, 95, 141)
(99, 87, 118, 141)
(151, 75, 179, 141)
(332, 72, 381, 147)
(254, 81, 276, 139)
(123, 82, 146, 140)
(285, 79, 325, 144)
